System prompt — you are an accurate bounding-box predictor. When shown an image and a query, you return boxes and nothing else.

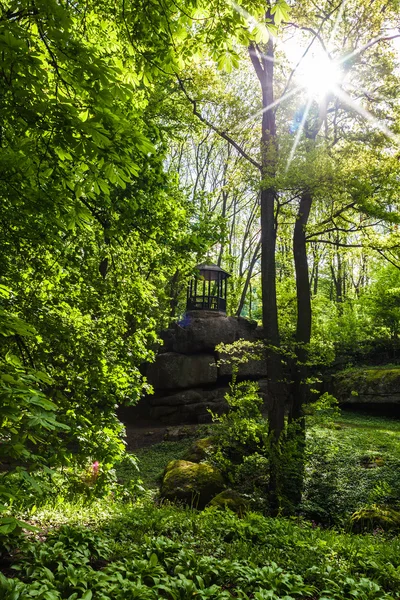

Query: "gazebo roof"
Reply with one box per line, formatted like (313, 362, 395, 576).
(195, 263, 231, 278)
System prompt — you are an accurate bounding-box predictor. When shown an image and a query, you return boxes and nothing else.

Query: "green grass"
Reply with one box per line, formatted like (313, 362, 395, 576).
(301, 411, 400, 525)
(336, 411, 400, 431)
(122, 411, 400, 526)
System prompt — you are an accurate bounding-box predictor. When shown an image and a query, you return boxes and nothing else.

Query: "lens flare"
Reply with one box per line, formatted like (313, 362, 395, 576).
(301, 52, 342, 99)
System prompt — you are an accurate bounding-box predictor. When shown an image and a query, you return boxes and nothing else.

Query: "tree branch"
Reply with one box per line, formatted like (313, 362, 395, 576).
(313, 202, 357, 228)
(374, 247, 400, 270)
(248, 42, 265, 84)
(176, 76, 262, 171)
(308, 239, 364, 247)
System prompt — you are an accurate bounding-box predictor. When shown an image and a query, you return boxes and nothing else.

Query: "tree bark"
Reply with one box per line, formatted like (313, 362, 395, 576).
(248, 31, 286, 512)
(291, 190, 312, 421)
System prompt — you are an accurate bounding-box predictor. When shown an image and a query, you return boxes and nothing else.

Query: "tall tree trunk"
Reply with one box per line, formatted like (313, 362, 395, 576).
(249, 29, 285, 512)
(287, 190, 312, 508)
(310, 244, 319, 296)
(313, 259, 318, 296)
(291, 190, 312, 421)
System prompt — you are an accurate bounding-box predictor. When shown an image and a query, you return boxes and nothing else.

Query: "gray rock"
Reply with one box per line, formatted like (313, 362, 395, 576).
(177, 317, 237, 354)
(160, 315, 258, 355)
(160, 460, 225, 508)
(333, 367, 400, 404)
(148, 389, 203, 407)
(147, 386, 231, 424)
(218, 351, 268, 379)
(164, 425, 199, 441)
(150, 405, 178, 419)
(209, 489, 249, 514)
(147, 352, 217, 390)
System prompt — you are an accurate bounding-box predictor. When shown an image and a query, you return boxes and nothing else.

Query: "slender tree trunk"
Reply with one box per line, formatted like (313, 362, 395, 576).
(291, 190, 312, 421)
(310, 244, 319, 296)
(313, 259, 318, 296)
(236, 240, 261, 316)
(286, 190, 313, 508)
(249, 30, 285, 513)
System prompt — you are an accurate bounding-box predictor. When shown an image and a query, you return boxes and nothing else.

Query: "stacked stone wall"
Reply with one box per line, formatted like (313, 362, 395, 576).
(130, 312, 270, 424)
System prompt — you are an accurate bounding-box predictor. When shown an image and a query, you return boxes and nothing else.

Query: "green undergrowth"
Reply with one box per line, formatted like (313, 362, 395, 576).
(128, 412, 400, 526)
(302, 412, 400, 525)
(337, 365, 400, 383)
(1, 412, 400, 599)
(335, 411, 400, 431)
(130, 440, 194, 489)
(2, 501, 400, 599)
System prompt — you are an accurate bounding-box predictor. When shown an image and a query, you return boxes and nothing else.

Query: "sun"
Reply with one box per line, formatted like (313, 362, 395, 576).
(300, 51, 342, 99)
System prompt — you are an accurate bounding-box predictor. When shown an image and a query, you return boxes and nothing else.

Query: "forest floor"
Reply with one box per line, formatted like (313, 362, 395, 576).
(124, 422, 201, 449)
(124, 423, 171, 449)
(2, 412, 400, 599)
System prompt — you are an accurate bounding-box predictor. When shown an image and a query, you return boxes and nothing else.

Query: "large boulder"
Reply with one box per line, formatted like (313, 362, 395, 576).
(147, 389, 203, 407)
(146, 352, 217, 390)
(333, 367, 400, 404)
(146, 386, 230, 424)
(160, 315, 258, 355)
(160, 460, 225, 508)
(182, 437, 215, 462)
(164, 425, 199, 442)
(218, 350, 268, 379)
(209, 489, 249, 515)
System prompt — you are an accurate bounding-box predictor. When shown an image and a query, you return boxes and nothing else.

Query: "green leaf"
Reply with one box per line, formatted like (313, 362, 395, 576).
(251, 24, 269, 43)
(0, 516, 18, 534)
(0, 284, 10, 298)
(79, 109, 90, 122)
(149, 553, 158, 566)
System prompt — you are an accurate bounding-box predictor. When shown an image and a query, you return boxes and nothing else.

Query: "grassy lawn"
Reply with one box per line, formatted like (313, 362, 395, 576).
(134, 440, 193, 488)
(301, 410, 400, 525)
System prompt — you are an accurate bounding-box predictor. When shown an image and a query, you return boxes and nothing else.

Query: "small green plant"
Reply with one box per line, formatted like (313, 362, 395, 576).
(305, 392, 341, 426)
(1, 502, 399, 599)
(350, 504, 400, 532)
(209, 378, 269, 486)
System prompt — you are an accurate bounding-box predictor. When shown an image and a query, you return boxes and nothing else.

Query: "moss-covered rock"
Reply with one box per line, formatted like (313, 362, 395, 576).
(209, 489, 248, 515)
(160, 460, 225, 508)
(333, 366, 400, 404)
(182, 437, 215, 462)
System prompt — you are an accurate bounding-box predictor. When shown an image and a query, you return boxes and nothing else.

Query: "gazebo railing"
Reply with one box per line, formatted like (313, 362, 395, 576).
(186, 295, 226, 312)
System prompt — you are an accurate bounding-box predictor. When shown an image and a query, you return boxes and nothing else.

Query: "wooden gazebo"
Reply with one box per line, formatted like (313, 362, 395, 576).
(186, 263, 230, 313)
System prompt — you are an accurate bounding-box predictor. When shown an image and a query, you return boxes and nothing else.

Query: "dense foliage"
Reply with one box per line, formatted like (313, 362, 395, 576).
(1, 0, 400, 597)
(0, 0, 217, 519)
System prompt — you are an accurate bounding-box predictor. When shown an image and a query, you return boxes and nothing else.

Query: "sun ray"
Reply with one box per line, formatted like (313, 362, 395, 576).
(334, 86, 400, 145)
(285, 98, 314, 172)
(335, 35, 386, 68)
(231, 86, 303, 135)
(328, 0, 348, 50)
